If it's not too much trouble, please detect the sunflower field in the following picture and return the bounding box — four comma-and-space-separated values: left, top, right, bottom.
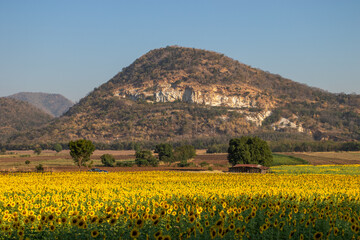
0, 171, 359, 239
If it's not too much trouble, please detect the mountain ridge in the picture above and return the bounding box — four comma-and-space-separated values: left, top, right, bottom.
8, 92, 74, 117
0, 97, 54, 143
6, 46, 360, 145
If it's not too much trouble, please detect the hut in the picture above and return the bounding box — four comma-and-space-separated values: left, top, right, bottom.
229, 164, 269, 173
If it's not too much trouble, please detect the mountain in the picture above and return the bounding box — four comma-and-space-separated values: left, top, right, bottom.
0, 97, 54, 143
7, 46, 360, 145
8, 92, 74, 117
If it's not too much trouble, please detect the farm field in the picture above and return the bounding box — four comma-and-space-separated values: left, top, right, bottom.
0, 171, 360, 239
282, 151, 360, 165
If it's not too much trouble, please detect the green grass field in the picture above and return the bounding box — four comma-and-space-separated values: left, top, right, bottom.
271, 164, 360, 175
271, 153, 308, 166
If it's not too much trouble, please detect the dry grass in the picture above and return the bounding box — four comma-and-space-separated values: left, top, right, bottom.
1, 150, 360, 172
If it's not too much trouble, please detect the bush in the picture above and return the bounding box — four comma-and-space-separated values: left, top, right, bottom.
35, 164, 44, 172
200, 161, 209, 167
25, 160, 31, 165
173, 145, 196, 162
154, 143, 174, 164
34, 147, 42, 155
53, 143, 63, 153
116, 161, 134, 167
0, 148, 6, 155
206, 144, 228, 153
101, 154, 115, 167
228, 136, 273, 167
135, 150, 159, 167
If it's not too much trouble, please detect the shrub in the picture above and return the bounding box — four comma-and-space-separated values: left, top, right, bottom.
25, 160, 31, 165
34, 147, 42, 155
116, 161, 134, 167
101, 154, 115, 167
173, 145, 196, 162
200, 161, 209, 167
53, 143, 63, 153
135, 150, 159, 167
35, 164, 44, 172
154, 143, 174, 164
174, 145, 196, 167
206, 144, 228, 153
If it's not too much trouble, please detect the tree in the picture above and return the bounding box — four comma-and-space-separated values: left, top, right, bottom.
69, 139, 95, 169
0, 148, 6, 155
228, 136, 273, 167
135, 150, 159, 167
101, 154, 115, 167
154, 143, 174, 165
53, 143, 63, 153
173, 145, 196, 167
34, 147, 42, 155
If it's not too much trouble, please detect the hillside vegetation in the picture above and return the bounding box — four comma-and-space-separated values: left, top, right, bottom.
8, 92, 74, 117
0, 98, 53, 143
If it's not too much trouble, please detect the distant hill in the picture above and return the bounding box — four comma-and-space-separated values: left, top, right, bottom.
0, 97, 53, 143
8, 92, 74, 117
7, 46, 360, 145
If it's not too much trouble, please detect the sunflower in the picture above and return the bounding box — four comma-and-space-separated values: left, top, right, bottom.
313, 232, 323, 240
215, 219, 223, 227
98, 217, 105, 224
90, 216, 98, 223
60, 217, 67, 224
50, 225, 56, 231
91, 230, 99, 238
130, 228, 140, 239
109, 218, 117, 226
188, 215, 196, 223
228, 223, 235, 231
71, 217, 79, 226
151, 214, 159, 221
210, 228, 217, 239
289, 229, 296, 239
17, 230, 24, 237
165, 223, 171, 231
78, 220, 85, 228
163, 235, 171, 240
48, 214, 55, 221
154, 230, 162, 238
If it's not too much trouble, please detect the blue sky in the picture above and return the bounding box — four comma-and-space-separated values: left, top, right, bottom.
0, 1, 359, 102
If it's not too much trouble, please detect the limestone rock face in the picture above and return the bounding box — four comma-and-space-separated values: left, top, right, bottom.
271, 117, 305, 133
116, 83, 271, 109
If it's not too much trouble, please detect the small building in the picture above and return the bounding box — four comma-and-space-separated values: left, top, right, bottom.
229, 164, 269, 174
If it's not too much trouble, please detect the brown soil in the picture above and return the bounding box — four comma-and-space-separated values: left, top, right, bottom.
281, 152, 360, 165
